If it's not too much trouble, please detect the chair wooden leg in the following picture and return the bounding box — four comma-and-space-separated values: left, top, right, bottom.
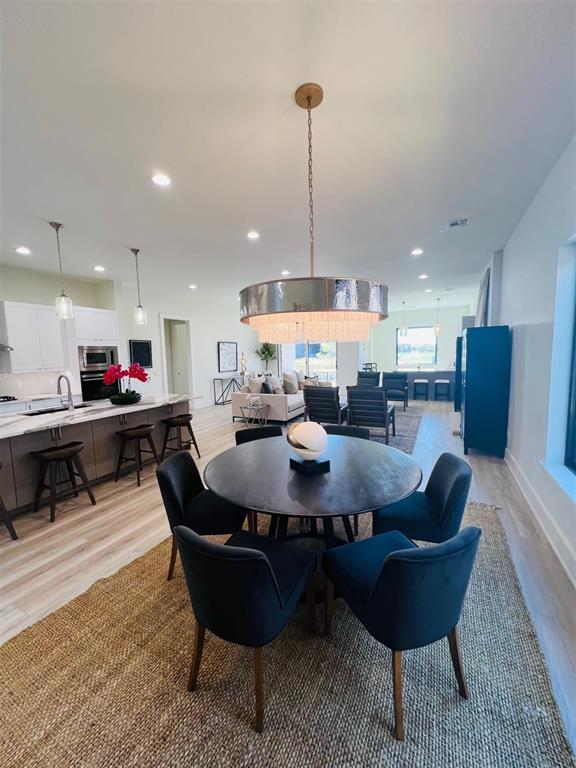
135, 442, 142, 487
65, 459, 79, 496
147, 435, 160, 466
268, 514, 279, 538
392, 411, 396, 436
341, 515, 355, 543
0, 495, 17, 540
353, 513, 359, 536
114, 439, 125, 482
48, 462, 57, 523
254, 647, 264, 733
188, 620, 205, 692
392, 649, 404, 741
160, 426, 170, 461
33, 460, 47, 511
187, 423, 201, 459
324, 575, 334, 637
73, 456, 96, 506
306, 579, 316, 635
448, 627, 469, 699
167, 534, 178, 581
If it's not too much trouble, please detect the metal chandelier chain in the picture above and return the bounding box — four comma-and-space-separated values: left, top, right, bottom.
307, 98, 315, 278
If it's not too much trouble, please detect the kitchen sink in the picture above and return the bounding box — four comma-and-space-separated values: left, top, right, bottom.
23, 404, 93, 416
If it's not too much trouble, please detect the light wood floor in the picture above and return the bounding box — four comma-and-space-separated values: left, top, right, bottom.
1, 401, 574, 750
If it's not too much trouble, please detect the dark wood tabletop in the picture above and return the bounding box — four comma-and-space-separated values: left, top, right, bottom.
204, 435, 422, 519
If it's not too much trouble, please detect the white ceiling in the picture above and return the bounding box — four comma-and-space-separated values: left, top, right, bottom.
1, 1, 574, 312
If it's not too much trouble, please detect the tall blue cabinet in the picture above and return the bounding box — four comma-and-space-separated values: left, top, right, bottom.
461, 325, 512, 458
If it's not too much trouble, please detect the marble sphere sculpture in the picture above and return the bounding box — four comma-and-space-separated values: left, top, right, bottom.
287, 421, 328, 461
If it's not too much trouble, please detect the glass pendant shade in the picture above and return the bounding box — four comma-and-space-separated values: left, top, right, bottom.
434, 322, 441, 336
434, 298, 441, 336
134, 304, 148, 326
55, 292, 74, 320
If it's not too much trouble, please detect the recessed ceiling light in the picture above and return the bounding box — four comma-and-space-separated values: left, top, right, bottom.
281, 270, 290, 276
94, 265, 105, 272
152, 172, 171, 187
15, 246, 31, 255
424, 288, 432, 293
418, 273, 428, 280
246, 230, 260, 240
411, 248, 424, 256
189, 284, 197, 290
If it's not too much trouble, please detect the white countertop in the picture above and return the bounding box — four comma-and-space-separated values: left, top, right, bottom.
0, 394, 192, 440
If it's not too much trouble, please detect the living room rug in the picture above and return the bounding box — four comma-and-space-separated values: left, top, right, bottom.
370, 404, 424, 453
1, 504, 573, 768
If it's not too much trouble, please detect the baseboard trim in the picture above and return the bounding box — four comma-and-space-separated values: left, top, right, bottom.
505, 449, 576, 589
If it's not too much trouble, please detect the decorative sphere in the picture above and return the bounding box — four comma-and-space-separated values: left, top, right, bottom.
287, 421, 328, 461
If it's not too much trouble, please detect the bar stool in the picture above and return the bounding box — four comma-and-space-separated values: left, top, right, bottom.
115, 424, 160, 487
0, 462, 18, 540
160, 413, 200, 460
32, 442, 96, 523
434, 379, 451, 401
413, 379, 429, 400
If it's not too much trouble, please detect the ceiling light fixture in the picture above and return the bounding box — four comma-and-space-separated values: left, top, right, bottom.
424, 288, 432, 293
246, 230, 260, 240
399, 300, 408, 337
418, 273, 428, 280
131, 248, 147, 325
152, 172, 171, 187
49, 222, 74, 320
411, 248, 424, 256
281, 270, 291, 276
94, 265, 105, 272
434, 297, 442, 336
15, 246, 31, 255
239, 83, 388, 342
189, 284, 197, 290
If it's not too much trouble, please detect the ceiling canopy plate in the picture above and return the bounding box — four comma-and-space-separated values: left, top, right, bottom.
294, 83, 324, 109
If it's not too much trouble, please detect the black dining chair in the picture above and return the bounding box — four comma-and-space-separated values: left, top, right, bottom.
382, 372, 409, 411
156, 452, 247, 580
372, 452, 472, 542
174, 524, 317, 733
303, 386, 348, 425
356, 370, 381, 387
324, 425, 370, 536
346, 386, 396, 443
235, 426, 283, 531
323, 527, 481, 740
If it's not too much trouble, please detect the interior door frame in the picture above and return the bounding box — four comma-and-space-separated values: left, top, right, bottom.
159, 313, 194, 398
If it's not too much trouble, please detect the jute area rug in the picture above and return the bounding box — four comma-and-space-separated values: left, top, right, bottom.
369, 404, 424, 453
1, 504, 573, 768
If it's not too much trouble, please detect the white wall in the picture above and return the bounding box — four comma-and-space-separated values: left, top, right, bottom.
0, 265, 114, 308
113, 282, 260, 407
499, 133, 576, 586
368, 305, 472, 371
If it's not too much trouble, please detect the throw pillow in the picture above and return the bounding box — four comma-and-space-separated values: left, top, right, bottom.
305, 376, 319, 386
261, 380, 273, 394
272, 385, 284, 394
282, 371, 299, 394
269, 376, 282, 390
249, 376, 265, 394
239, 384, 250, 393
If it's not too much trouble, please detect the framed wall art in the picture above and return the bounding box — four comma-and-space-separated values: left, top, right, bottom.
218, 341, 238, 373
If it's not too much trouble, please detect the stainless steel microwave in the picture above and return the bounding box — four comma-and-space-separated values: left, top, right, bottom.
78, 345, 118, 373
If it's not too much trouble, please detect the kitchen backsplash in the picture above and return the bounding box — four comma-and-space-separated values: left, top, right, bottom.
0, 370, 77, 398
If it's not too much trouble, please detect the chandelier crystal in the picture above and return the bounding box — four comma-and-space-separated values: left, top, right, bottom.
240, 83, 387, 342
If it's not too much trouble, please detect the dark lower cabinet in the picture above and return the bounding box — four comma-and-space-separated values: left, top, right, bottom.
9, 430, 59, 510
59, 423, 97, 481
0, 439, 17, 512
461, 326, 511, 458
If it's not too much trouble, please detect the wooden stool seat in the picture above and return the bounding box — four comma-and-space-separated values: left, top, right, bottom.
0, 461, 18, 540
115, 424, 160, 487
32, 441, 96, 523
160, 413, 200, 460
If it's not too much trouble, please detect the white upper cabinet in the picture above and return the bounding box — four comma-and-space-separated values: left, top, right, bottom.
74, 307, 118, 345
0, 301, 66, 372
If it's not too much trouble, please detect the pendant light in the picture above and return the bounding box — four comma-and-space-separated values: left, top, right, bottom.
399, 300, 408, 337
131, 248, 147, 325
49, 222, 74, 320
239, 83, 388, 342
434, 297, 441, 336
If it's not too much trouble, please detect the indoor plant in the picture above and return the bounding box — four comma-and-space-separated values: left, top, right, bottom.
255, 342, 277, 371
103, 362, 149, 405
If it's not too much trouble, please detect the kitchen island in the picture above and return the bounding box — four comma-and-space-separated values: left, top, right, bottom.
0, 395, 191, 515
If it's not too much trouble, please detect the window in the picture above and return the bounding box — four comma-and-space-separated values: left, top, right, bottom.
565, 305, 576, 474
281, 342, 337, 382
396, 326, 437, 368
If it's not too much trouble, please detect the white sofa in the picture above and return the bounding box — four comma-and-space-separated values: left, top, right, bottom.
231, 391, 305, 424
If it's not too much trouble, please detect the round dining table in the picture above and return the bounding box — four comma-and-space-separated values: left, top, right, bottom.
204, 434, 422, 547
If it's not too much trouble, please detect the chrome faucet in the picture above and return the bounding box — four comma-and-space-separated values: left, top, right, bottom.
57, 374, 74, 412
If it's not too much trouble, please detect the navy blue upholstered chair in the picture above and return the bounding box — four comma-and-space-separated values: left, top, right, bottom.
174, 524, 317, 732
324, 425, 370, 536
156, 452, 247, 580
356, 370, 381, 387
323, 527, 481, 740
373, 452, 472, 542
235, 425, 282, 445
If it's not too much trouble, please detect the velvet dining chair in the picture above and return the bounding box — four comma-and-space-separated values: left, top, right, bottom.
235, 425, 283, 531
156, 451, 247, 580
324, 424, 370, 537
372, 452, 472, 542
323, 526, 481, 740
174, 524, 317, 732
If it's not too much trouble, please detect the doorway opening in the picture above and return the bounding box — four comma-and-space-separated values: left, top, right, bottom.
162, 318, 193, 396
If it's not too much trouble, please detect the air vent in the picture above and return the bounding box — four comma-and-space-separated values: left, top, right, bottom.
448, 217, 470, 228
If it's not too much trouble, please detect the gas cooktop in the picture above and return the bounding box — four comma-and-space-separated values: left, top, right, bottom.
0, 395, 18, 402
